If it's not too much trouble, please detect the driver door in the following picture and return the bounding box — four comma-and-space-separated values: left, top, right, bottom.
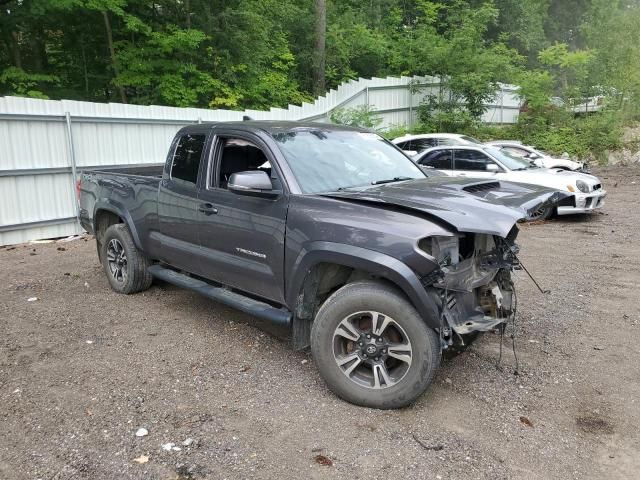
196, 131, 288, 303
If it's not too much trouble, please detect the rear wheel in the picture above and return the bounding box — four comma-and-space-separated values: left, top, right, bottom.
101, 224, 152, 294
310, 281, 441, 409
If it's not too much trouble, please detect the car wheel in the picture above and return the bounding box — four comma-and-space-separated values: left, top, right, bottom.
310, 281, 441, 409
528, 204, 554, 221
101, 224, 152, 294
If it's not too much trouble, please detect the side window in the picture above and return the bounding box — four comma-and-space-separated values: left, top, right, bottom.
214, 138, 280, 190
396, 141, 412, 150
454, 150, 494, 171
170, 134, 206, 184
419, 150, 453, 169
438, 138, 457, 146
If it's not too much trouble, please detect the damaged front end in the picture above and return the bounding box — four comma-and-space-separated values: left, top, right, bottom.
420, 228, 520, 348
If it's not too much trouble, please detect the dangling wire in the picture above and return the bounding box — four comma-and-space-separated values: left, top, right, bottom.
439, 285, 449, 359
496, 280, 519, 374
510, 281, 520, 375
496, 319, 505, 371
514, 253, 550, 294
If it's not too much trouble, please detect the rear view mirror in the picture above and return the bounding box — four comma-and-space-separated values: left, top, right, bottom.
486, 164, 500, 172
228, 171, 277, 197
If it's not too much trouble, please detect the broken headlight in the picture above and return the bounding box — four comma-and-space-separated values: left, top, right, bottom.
419, 235, 459, 266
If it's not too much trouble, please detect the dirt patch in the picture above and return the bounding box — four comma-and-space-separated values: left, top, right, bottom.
576, 415, 615, 435
1, 166, 640, 479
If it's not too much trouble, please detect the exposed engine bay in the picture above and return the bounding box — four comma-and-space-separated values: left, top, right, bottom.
420, 228, 520, 348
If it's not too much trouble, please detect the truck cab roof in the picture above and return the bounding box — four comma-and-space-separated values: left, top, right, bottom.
176, 121, 368, 137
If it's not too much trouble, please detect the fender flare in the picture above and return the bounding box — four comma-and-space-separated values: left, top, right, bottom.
93, 199, 144, 251
286, 241, 440, 329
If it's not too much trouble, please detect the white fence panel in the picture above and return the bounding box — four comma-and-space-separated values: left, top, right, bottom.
0, 75, 521, 245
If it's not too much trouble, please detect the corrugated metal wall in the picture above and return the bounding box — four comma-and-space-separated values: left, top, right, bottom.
0, 75, 521, 246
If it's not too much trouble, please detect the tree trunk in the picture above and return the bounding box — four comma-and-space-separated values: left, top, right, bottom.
29, 31, 46, 72
370, 0, 382, 28
185, 0, 191, 29
312, 0, 326, 96
80, 39, 89, 96
101, 10, 127, 104
10, 31, 22, 69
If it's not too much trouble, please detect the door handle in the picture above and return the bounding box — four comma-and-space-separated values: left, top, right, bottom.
198, 203, 218, 215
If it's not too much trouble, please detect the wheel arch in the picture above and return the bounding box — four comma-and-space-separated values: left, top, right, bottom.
288, 242, 441, 350
93, 201, 143, 252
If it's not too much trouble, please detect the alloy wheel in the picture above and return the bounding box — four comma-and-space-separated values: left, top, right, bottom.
332, 311, 412, 389
106, 238, 128, 284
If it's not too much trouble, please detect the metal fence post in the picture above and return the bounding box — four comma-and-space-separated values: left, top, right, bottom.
64, 112, 80, 225
365, 87, 369, 108
408, 84, 413, 128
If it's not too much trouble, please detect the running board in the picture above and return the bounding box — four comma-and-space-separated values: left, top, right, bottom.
148, 265, 291, 328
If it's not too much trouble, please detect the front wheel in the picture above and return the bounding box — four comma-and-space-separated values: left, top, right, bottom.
528, 204, 554, 221
310, 281, 441, 409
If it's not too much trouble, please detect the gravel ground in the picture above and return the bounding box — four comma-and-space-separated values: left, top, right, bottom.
1, 166, 639, 480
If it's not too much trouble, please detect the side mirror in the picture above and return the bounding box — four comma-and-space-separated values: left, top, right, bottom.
228, 171, 278, 198
486, 164, 500, 173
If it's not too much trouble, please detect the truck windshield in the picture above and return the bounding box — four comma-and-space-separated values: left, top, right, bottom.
272, 129, 425, 193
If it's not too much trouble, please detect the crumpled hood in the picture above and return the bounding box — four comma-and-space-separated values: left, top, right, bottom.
321, 177, 570, 237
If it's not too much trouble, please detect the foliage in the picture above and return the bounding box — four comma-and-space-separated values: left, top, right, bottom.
515, 110, 623, 158
0, 0, 638, 158
0, 67, 58, 99
330, 105, 382, 129
399, 1, 524, 132
380, 124, 414, 140
417, 94, 480, 133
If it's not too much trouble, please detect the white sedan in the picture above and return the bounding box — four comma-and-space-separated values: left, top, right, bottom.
486, 141, 587, 172
392, 133, 483, 156
414, 145, 606, 219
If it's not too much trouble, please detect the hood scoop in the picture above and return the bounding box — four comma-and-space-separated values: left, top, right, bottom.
463, 181, 500, 194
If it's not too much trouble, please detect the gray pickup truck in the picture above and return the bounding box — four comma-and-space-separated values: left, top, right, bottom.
79, 121, 566, 409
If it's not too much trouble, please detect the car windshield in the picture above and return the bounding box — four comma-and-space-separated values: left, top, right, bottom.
484, 146, 534, 171
460, 135, 483, 144
529, 146, 547, 157
271, 129, 425, 193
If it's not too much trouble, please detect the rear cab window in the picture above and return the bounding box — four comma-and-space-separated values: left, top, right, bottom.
170, 134, 206, 185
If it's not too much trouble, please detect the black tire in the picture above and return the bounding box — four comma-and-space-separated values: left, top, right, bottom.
101, 224, 152, 294
310, 280, 441, 409
528, 204, 554, 221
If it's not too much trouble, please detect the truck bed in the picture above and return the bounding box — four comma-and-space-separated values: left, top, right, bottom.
80, 163, 164, 178
78, 164, 164, 239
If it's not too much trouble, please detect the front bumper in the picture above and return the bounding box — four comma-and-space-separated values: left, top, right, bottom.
557, 189, 606, 215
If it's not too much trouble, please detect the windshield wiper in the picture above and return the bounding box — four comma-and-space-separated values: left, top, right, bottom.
371, 176, 414, 185
335, 184, 366, 191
